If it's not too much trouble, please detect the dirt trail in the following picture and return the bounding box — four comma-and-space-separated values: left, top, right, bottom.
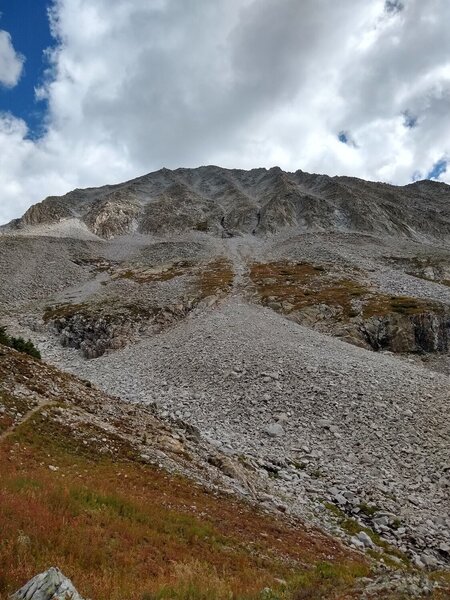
225, 238, 256, 298
0, 400, 55, 443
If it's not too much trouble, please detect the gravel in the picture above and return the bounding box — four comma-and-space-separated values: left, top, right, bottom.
49, 294, 450, 566
2, 226, 450, 567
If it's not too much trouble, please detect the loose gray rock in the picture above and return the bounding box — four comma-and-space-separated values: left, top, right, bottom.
10, 567, 84, 600
357, 531, 375, 549
264, 423, 285, 438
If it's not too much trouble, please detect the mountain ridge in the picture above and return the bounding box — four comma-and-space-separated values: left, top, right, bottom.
4, 165, 450, 241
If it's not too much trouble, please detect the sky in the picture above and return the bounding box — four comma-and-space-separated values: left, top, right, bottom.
0, 0, 449, 224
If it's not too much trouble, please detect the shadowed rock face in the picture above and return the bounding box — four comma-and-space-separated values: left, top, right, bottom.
10, 567, 84, 600
360, 312, 450, 353
8, 166, 450, 240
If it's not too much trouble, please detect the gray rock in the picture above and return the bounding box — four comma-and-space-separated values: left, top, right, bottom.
264, 423, 284, 438
10, 567, 85, 600
357, 531, 375, 549
420, 553, 438, 568
334, 494, 348, 506
11, 166, 450, 243
350, 535, 365, 550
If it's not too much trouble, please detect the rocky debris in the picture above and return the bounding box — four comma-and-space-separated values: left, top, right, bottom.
384, 255, 450, 287
45, 292, 221, 358
65, 298, 450, 567
249, 256, 450, 355
2, 168, 450, 587
10, 567, 85, 600
0, 345, 263, 514
360, 571, 440, 598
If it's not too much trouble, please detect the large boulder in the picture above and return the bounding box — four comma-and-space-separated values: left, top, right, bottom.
10, 567, 85, 600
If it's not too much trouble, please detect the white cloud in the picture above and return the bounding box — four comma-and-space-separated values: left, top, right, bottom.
0, 0, 449, 224
0, 29, 24, 87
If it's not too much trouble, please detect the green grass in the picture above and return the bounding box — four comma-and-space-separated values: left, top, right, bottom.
357, 503, 380, 518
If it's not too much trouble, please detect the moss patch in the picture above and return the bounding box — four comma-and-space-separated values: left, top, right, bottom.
250, 261, 446, 324
197, 259, 234, 298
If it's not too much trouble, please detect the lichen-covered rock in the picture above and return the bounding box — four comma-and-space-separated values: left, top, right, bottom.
10, 567, 84, 600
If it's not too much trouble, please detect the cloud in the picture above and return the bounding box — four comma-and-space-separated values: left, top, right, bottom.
0, 29, 24, 87
0, 0, 449, 224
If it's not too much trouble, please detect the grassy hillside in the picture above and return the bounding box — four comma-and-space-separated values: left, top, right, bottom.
0, 347, 448, 599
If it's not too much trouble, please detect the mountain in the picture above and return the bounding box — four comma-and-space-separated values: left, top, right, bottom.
1, 166, 450, 598
5, 165, 450, 240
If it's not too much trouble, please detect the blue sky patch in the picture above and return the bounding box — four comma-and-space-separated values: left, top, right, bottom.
338, 130, 358, 148
385, 1, 404, 14
0, 0, 54, 137
427, 158, 447, 180
403, 111, 417, 129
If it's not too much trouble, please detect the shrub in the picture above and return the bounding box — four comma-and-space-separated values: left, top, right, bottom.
0, 326, 41, 360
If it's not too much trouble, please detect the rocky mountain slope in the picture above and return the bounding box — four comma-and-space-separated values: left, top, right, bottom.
0, 344, 406, 600
4, 166, 450, 240
1, 166, 450, 598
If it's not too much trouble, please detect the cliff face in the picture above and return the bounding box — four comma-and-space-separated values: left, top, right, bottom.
9, 166, 450, 240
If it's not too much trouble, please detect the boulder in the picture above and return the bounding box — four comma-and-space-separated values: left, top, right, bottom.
264, 423, 284, 438
10, 567, 84, 600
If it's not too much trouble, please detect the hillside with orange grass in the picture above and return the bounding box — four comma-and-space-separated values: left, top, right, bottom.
0, 346, 371, 600
3, 346, 449, 598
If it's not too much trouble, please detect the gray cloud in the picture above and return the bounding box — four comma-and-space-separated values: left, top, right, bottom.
0, 0, 449, 224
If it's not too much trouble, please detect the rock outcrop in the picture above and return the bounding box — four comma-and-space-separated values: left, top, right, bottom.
361, 311, 450, 353
292, 306, 450, 354
20, 197, 74, 227
83, 191, 142, 239
10, 567, 84, 600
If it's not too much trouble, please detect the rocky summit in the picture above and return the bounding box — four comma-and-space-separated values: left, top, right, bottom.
1, 166, 450, 599
4, 165, 450, 240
